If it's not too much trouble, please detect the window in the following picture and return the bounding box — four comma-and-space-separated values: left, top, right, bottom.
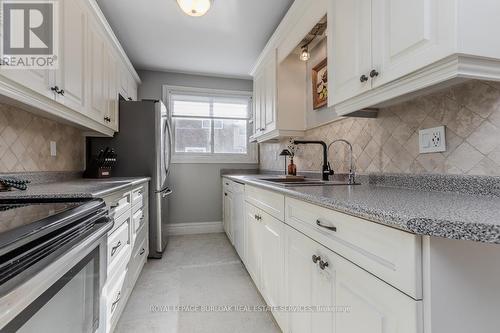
164, 86, 256, 163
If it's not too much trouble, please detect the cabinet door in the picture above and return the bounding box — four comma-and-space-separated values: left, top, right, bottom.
105, 47, 118, 131
244, 203, 261, 286
260, 213, 285, 326
335, 248, 422, 333
231, 192, 245, 259
331, 0, 372, 105
223, 191, 234, 243
128, 74, 137, 101
371, 0, 455, 87
263, 55, 276, 132
286, 226, 335, 333
0, 69, 53, 100
56, 0, 87, 113
88, 18, 107, 124
253, 70, 264, 135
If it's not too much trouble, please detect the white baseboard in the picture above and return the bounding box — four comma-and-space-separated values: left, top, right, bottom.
168, 221, 224, 236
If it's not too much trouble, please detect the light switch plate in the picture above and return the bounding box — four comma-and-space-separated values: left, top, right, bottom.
50, 141, 57, 156
419, 126, 446, 154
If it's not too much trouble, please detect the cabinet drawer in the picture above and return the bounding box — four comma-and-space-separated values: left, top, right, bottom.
131, 207, 145, 235
131, 184, 146, 208
107, 218, 130, 268
245, 185, 285, 221
105, 190, 132, 222
128, 227, 148, 286
285, 197, 422, 299
106, 268, 127, 326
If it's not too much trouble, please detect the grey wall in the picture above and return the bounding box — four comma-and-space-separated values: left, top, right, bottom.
137, 70, 256, 224
138, 70, 254, 100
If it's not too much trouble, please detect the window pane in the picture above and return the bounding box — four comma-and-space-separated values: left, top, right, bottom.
172, 100, 210, 117
213, 102, 248, 119
214, 119, 247, 154
173, 118, 211, 153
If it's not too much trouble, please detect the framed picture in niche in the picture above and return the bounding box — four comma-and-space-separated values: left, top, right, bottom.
312, 58, 328, 110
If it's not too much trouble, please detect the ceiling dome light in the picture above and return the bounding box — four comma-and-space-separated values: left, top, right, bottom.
177, 0, 212, 17
299, 47, 311, 62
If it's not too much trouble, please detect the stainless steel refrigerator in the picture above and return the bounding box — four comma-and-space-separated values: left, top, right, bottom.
87, 99, 173, 258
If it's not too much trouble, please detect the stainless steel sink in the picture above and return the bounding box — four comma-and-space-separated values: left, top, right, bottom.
260, 177, 360, 187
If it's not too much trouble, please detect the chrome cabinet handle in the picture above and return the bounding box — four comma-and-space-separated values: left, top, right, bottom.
254, 214, 262, 221
312, 255, 321, 264
319, 260, 329, 270
370, 69, 379, 78
140, 248, 145, 256
316, 219, 337, 232
360, 74, 369, 82
111, 241, 122, 256
111, 292, 121, 312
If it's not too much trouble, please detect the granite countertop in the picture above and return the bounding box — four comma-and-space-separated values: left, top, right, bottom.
223, 174, 500, 244
0, 177, 150, 200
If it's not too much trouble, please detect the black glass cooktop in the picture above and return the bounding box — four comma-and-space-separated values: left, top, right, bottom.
0, 201, 85, 237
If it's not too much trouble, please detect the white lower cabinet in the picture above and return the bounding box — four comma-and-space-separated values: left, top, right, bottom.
244, 201, 286, 328
102, 181, 149, 333
232, 183, 423, 333
285, 226, 335, 333
285, 225, 422, 333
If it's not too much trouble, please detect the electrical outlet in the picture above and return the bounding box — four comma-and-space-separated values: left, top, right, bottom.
419, 126, 446, 154
50, 141, 57, 157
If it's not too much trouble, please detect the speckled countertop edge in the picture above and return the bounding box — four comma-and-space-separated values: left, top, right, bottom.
0, 177, 151, 200
223, 174, 500, 244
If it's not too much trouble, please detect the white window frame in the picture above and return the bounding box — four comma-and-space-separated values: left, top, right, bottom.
163, 85, 257, 164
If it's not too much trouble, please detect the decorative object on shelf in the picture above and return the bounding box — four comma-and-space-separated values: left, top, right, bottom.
176, 0, 212, 17
286, 138, 299, 176
312, 58, 328, 110
84, 147, 117, 178
0, 177, 30, 191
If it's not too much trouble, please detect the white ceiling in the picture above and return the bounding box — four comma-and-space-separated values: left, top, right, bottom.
97, 0, 294, 79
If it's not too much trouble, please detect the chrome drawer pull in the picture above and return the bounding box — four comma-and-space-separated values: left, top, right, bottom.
111, 241, 122, 256
111, 292, 121, 312
312, 255, 321, 264
319, 260, 329, 270
316, 219, 337, 232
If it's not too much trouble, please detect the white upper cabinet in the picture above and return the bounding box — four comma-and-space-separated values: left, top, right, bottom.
330, 0, 372, 105
88, 16, 107, 123
331, 0, 500, 115
331, 0, 456, 106
371, 0, 455, 87
251, 0, 328, 142
0, 0, 140, 136
55, 0, 88, 114
252, 52, 276, 138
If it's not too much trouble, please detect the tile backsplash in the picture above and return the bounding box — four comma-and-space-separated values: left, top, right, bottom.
0, 103, 84, 172
260, 80, 500, 176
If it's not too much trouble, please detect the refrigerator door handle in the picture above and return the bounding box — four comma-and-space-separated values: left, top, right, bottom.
164, 117, 173, 177
161, 188, 173, 198
155, 186, 172, 194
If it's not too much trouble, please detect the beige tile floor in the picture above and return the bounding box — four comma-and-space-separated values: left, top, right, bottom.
115, 233, 281, 333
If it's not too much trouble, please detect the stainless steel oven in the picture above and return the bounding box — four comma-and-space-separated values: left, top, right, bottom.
0, 199, 113, 333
